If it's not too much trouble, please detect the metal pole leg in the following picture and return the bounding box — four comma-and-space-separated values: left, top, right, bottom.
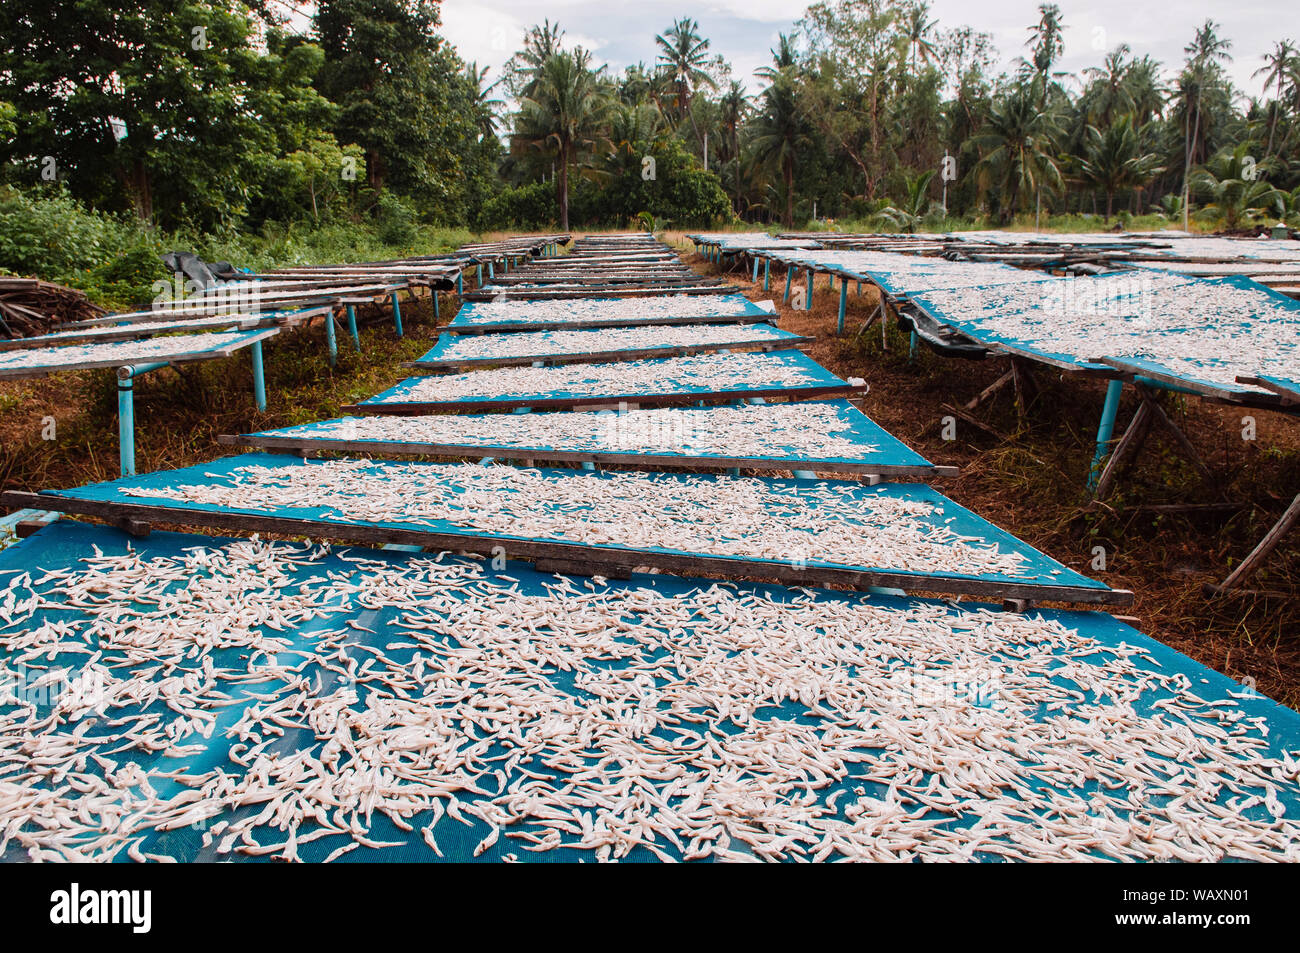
251, 340, 267, 413
763, 258, 770, 291
433, 292, 440, 320
752, 258, 760, 281
457, 273, 463, 295
805, 270, 813, 311
117, 368, 136, 478
1088, 379, 1124, 488
390, 292, 404, 337
325, 307, 337, 367
837, 280, 848, 334
783, 267, 793, 304
346, 305, 360, 350
476, 264, 483, 287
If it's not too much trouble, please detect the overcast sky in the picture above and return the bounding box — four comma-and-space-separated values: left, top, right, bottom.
437, 0, 1295, 102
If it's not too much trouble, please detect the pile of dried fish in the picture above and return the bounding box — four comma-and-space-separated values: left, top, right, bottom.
0, 277, 104, 339
0, 331, 256, 372
459, 294, 758, 326
431, 323, 792, 362
378, 351, 825, 404
915, 273, 1300, 388
118, 458, 1025, 576
2, 537, 1298, 862
264, 402, 880, 459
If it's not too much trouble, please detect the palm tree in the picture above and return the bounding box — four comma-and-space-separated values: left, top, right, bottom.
750, 35, 808, 227
717, 80, 751, 209
1024, 3, 1065, 106
1180, 20, 1233, 228
504, 20, 566, 99
1082, 45, 1135, 128
1253, 39, 1296, 157
654, 18, 717, 150
972, 83, 1063, 224
517, 50, 609, 230
1191, 143, 1283, 230
879, 169, 937, 232
1078, 116, 1163, 220
1123, 56, 1167, 126
903, 2, 938, 73
465, 62, 503, 139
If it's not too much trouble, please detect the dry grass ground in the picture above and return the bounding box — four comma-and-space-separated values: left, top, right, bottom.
2, 232, 1296, 706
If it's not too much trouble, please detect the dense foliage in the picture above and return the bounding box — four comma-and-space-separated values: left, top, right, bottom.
1, 0, 1298, 279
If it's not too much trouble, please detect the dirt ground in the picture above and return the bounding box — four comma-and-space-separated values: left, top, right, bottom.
2, 235, 1297, 706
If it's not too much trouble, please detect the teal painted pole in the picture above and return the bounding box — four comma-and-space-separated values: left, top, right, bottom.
476, 264, 483, 286
837, 280, 848, 333
250, 341, 267, 412
346, 304, 360, 350
433, 292, 440, 320
488, 261, 495, 279
456, 272, 463, 295
390, 292, 403, 337
805, 269, 814, 310
909, 330, 918, 361
117, 361, 167, 477
763, 258, 770, 291
783, 266, 793, 303
1088, 379, 1124, 488
325, 307, 337, 367
117, 369, 136, 478
752, 258, 760, 281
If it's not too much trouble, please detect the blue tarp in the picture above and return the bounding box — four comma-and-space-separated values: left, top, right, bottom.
359, 349, 855, 410
1, 520, 1296, 863
40, 452, 1108, 592
447, 294, 772, 332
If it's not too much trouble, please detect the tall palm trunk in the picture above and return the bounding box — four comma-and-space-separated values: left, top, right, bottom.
783, 155, 794, 227
557, 140, 570, 231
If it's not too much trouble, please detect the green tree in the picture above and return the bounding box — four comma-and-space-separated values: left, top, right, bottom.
1078, 116, 1163, 220
972, 83, 1063, 224
1191, 143, 1283, 229
314, 0, 487, 215
0, 1, 310, 228
1254, 39, 1296, 157
750, 36, 812, 227
654, 18, 718, 150
515, 49, 610, 230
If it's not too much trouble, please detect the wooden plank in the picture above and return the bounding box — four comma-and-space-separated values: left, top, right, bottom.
0, 491, 1132, 607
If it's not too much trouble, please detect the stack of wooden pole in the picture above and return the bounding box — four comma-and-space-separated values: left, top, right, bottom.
0, 277, 105, 339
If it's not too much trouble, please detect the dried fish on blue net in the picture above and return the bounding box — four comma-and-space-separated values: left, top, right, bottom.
115, 458, 1026, 577
372, 351, 827, 404
1, 530, 1298, 862
429, 322, 794, 362
258, 402, 880, 460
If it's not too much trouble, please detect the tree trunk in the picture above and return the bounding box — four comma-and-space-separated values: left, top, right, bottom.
367, 148, 385, 193
783, 156, 794, 228
1106, 190, 1113, 221
558, 141, 570, 231
126, 157, 153, 226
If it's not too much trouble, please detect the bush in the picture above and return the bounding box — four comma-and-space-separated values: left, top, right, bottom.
476, 181, 557, 231
0, 186, 138, 277
375, 192, 420, 246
